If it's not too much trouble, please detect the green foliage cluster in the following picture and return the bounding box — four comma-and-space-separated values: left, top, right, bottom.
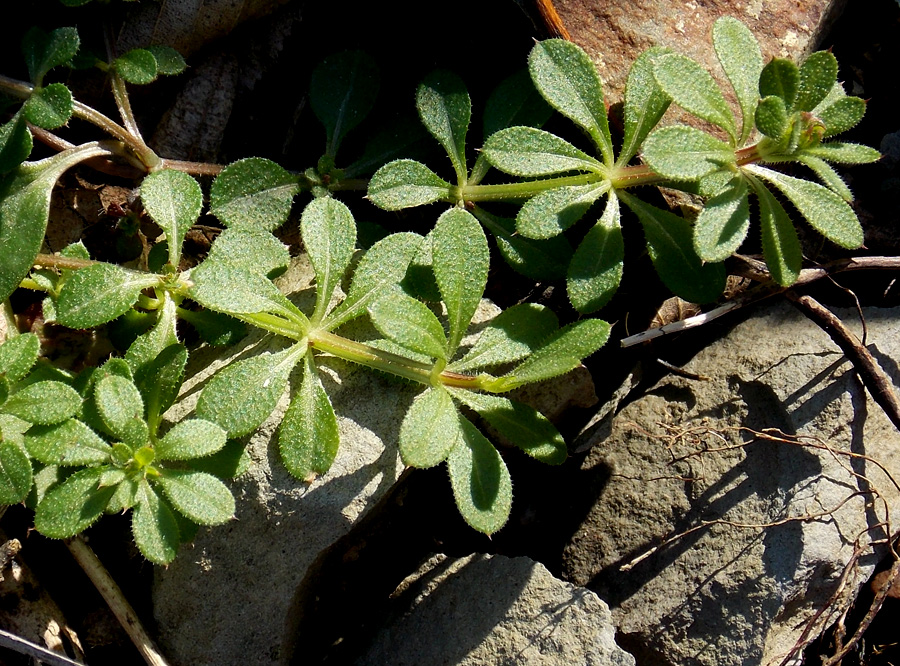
0, 13, 878, 563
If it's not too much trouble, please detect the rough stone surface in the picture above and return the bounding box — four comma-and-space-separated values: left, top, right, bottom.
564, 302, 900, 666
152, 256, 410, 666
357, 553, 635, 666
555, 0, 845, 105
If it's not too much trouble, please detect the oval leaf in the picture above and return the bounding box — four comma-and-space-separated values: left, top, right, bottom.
22, 83, 73, 130
694, 177, 751, 262
368, 159, 453, 211
369, 289, 448, 360
22, 26, 80, 85
114, 49, 158, 84
210, 157, 300, 231
399, 387, 462, 468
642, 125, 735, 181
482, 126, 602, 177
302, 197, 357, 323
133, 480, 180, 564
155, 469, 234, 525
57, 263, 160, 329
94, 375, 148, 447
795, 51, 838, 112
619, 47, 672, 166
654, 53, 736, 141
747, 175, 802, 287
417, 70, 471, 184
759, 58, 800, 108
755, 96, 789, 139
141, 169, 202, 267
517, 183, 608, 239
0, 440, 32, 504
712, 17, 763, 143
567, 193, 624, 314
147, 45, 187, 75
203, 228, 290, 278
35, 467, 115, 538
26, 418, 112, 466
0, 332, 40, 383
156, 419, 227, 461
4, 381, 81, 425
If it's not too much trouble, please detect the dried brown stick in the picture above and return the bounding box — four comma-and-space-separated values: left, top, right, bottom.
785, 291, 900, 433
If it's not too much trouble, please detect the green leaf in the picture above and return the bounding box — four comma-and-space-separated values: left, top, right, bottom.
482, 127, 602, 177
642, 125, 736, 181
196, 342, 305, 437
25, 419, 112, 466
747, 175, 801, 286
126, 298, 180, 393
146, 45, 187, 76
302, 197, 357, 323
694, 176, 750, 261
188, 439, 250, 479
34, 467, 115, 538
4, 381, 81, 425
528, 39, 614, 165
0, 439, 32, 504
712, 17, 763, 144
141, 169, 202, 267
449, 303, 558, 373
0, 332, 40, 384
495, 319, 610, 390
1, 147, 105, 302
132, 480, 180, 564
0, 115, 33, 173
568, 192, 623, 313
310, 51, 379, 158
447, 418, 511, 534
156, 419, 227, 461
755, 96, 789, 139
416, 70, 471, 185
399, 387, 461, 468
367, 159, 452, 210
798, 154, 852, 202
759, 58, 799, 108
325, 232, 424, 329
653, 53, 736, 141
369, 289, 448, 360
113, 49, 158, 84
450, 389, 566, 465
22, 26, 80, 86
619, 47, 672, 166
817, 96, 866, 137
22, 83, 73, 130
472, 208, 572, 281
57, 263, 160, 329
795, 51, 838, 112
210, 157, 300, 231
746, 165, 863, 248
93, 375, 148, 448
155, 469, 234, 525
620, 192, 726, 303
517, 183, 608, 239
482, 68, 553, 140
279, 353, 340, 479
805, 142, 881, 164
188, 261, 305, 323
432, 208, 489, 354
203, 228, 290, 279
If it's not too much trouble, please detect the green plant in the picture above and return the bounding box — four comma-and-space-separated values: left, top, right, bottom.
0, 13, 879, 564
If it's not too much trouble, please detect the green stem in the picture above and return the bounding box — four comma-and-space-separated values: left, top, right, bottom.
33, 253, 96, 271
1, 301, 18, 341
460, 172, 602, 202
238, 312, 307, 340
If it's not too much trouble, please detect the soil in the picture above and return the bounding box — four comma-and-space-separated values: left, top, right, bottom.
2, 0, 900, 664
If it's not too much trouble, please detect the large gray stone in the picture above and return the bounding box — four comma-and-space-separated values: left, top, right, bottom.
564, 302, 900, 665
358, 553, 635, 666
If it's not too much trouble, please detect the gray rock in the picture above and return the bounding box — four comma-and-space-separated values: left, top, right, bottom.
564, 302, 900, 665
152, 256, 409, 665
357, 553, 635, 666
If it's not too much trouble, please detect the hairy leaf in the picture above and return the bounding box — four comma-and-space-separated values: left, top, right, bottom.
654, 53, 736, 141
620, 192, 726, 303
417, 70, 471, 184
22, 26, 80, 85
517, 183, 608, 239
311, 51, 380, 158
202, 228, 289, 278
472, 208, 572, 281
482, 126, 602, 177
450, 303, 559, 373
746, 165, 863, 248
713, 17, 763, 143
755, 96, 789, 139
25, 419, 112, 466
447, 418, 512, 534
156, 419, 227, 461
0, 332, 40, 384
818, 96, 866, 137
196, 342, 305, 437
432, 208, 489, 354
57, 263, 160, 329
399, 387, 461, 468
0, 115, 33, 173
210, 157, 300, 231
4, 381, 81, 425
568, 192, 623, 313
147, 45, 187, 75
22, 83, 73, 130
642, 125, 735, 181
694, 176, 750, 261
302, 197, 357, 323
798, 154, 852, 201
279, 353, 340, 479
369, 289, 448, 360
452, 389, 566, 464
367, 159, 452, 210
94, 375, 148, 448
141, 169, 202, 266
155, 469, 234, 525
759, 58, 800, 108
114, 49, 158, 84
748, 175, 801, 286
0, 440, 32, 504
189, 261, 305, 324
528, 39, 614, 165
619, 47, 672, 165
805, 142, 881, 164
35, 467, 115, 538
133, 480, 180, 564
795, 51, 838, 112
